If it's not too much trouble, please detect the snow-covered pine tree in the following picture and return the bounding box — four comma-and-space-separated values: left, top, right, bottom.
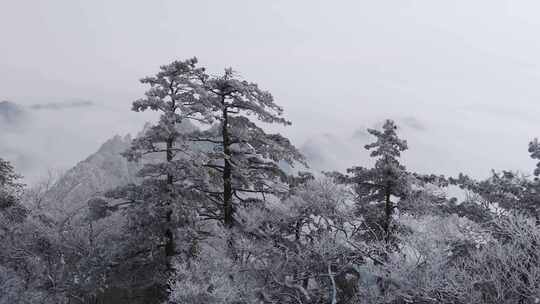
331, 119, 409, 245
117, 58, 208, 274
164, 65, 307, 303
0, 159, 35, 302
189, 68, 306, 228
0, 157, 23, 211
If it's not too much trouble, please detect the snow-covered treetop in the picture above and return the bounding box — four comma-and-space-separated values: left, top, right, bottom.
202, 68, 290, 125
365, 119, 408, 161
133, 58, 205, 111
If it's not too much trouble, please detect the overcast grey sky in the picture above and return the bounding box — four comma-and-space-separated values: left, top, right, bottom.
2, 0, 540, 182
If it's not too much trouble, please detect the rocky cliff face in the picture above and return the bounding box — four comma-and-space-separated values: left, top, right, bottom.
43, 134, 140, 212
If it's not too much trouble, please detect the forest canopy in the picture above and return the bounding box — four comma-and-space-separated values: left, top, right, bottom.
2, 58, 540, 304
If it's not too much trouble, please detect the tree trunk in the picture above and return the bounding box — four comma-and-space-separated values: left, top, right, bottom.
164, 135, 175, 269
166, 137, 174, 185
383, 187, 392, 244
222, 101, 234, 228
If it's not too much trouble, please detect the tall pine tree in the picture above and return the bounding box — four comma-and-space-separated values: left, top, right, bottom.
189, 68, 306, 228
332, 119, 409, 244
120, 58, 208, 272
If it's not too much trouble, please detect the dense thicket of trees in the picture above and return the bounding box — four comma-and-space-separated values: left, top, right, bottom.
3, 57, 540, 304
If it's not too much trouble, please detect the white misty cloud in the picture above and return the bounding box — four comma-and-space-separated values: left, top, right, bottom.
400, 116, 427, 132
0, 100, 154, 184
0, 101, 26, 127
2, 0, 540, 182
30, 99, 95, 110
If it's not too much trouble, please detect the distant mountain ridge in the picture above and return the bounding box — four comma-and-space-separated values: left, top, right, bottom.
43, 134, 140, 212
42, 120, 200, 211
42, 117, 377, 213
